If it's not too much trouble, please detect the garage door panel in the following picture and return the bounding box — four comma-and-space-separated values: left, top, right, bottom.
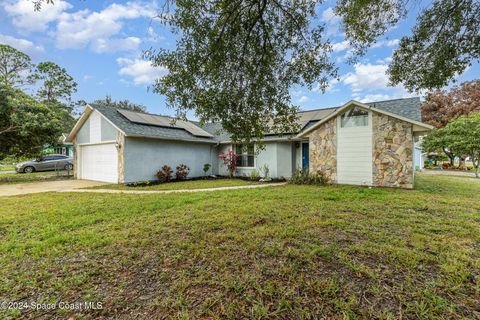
80, 143, 118, 183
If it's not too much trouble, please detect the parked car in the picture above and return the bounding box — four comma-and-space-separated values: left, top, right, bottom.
15, 154, 73, 173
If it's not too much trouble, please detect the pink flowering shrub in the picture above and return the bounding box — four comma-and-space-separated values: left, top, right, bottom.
219, 149, 238, 178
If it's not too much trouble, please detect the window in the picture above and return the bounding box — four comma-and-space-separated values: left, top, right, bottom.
340, 107, 369, 127
235, 144, 255, 167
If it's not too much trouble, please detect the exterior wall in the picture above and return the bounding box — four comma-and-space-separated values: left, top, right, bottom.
372, 113, 414, 189
102, 117, 118, 141
123, 137, 217, 183
76, 118, 90, 144
75, 111, 118, 145
117, 131, 125, 183
336, 112, 373, 186
218, 142, 294, 178
309, 117, 337, 182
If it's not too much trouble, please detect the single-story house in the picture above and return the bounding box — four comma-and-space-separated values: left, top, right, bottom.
66, 97, 432, 188
43, 133, 74, 157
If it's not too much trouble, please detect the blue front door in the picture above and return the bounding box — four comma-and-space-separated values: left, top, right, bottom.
302, 142, 309, 169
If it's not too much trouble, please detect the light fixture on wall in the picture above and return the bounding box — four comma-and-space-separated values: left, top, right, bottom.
115, 143, 121, 150
295, 142, 300, 148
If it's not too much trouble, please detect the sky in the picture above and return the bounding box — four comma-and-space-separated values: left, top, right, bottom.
0, 0, 478, 117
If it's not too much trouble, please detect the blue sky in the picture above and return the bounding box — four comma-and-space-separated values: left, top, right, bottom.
0, 0, 478, 116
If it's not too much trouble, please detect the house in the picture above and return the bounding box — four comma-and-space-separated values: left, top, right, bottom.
43, 133, 74, 157
66, 97, 432, 188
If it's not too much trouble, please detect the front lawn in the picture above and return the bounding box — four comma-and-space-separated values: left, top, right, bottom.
0, 171, 73, 185
0, 174, 478, 319
90, 178, 261, 190
0, 165, 14, 172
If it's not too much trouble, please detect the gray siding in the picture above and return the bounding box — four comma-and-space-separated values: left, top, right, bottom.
123, 137, 217, 182
219, 141, 295, 178
76, 118, 90, 144
101, 117, 117, 141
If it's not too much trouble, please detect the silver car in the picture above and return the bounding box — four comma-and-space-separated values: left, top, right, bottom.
15, 154, 74, 173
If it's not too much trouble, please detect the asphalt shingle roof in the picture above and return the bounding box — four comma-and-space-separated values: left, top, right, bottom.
91, 97, 423, 143
92, 104, 217, 143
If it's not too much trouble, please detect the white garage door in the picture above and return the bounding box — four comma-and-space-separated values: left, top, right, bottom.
80, 143, 118, 183
337, 111, 373, 186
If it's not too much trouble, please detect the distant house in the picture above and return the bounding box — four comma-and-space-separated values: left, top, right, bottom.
43, 133, 74, 157
66, 97, 432, 188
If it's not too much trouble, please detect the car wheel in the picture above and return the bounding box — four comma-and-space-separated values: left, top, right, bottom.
65, 163, 73, 170
23, 166, 35, 173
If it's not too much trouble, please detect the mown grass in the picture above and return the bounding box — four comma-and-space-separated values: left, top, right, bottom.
90, 178, 260, 191
0, 171, 73, 185
0, 174, 479, 319
0, 165, 14, 172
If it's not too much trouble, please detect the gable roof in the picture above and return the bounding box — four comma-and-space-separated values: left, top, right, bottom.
67, 97, 428, 143
297, 99, 433, 138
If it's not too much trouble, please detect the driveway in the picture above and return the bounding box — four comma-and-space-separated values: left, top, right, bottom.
0, 180, 108, 197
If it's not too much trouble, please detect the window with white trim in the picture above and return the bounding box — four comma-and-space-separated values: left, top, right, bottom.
340, 107, 369, 127
235, 144, 255, 167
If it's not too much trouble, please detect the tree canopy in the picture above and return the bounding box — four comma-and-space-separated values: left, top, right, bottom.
423, 112, 480, 177
0, 45, 78, 159
0, 44, 34, 87
422, 80, 480, 128
0, 85, 66, 159
90, 95, 147, 113
33, 0, 480, 143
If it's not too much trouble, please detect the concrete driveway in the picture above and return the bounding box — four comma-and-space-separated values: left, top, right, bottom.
0, 179, 107, 197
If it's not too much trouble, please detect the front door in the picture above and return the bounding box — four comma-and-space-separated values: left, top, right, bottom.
302, 142, 309, 169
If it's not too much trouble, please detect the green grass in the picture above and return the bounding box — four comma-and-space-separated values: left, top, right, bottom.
90, 178, 260, 190
0, 165, 14, 172
0, 171, 73, 185
0, 174, 479, 319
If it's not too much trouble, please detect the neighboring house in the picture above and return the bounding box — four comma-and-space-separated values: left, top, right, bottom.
43, 133, 74, 157
66, 97, 432, 188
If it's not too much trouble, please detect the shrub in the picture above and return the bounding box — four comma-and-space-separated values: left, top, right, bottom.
289, 169, 327, 185
156, 165, 173, 182
203, 163, 211, 176
260, 164, 270, 179
219, 149, 237, 178
442, 163, 451, 170
279, 176, 286, 182
176, 164, 190, 180
132, 180, 151, 187
249, 169, 260, 181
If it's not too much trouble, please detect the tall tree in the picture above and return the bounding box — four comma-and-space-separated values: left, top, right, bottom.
148, 0, 336, 144
0, 44, 34, 87
0, 85, 65, 160
31, 61, 77, 103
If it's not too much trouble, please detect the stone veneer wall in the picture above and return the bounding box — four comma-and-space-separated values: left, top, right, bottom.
372, 112, 414, 189
309, 117, 337, 183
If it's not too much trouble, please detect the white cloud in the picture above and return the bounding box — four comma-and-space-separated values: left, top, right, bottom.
117, 57, 167, 85
321, 7, 343, 37
331, 40, 349, 53
55, 2, 154, 52
0, 34, 44, 55
91, 37, 141, 53
342, 63, 416, 101
342, 63, 391, 92
298, 95, 309, 103
3, 0, 72, 33
371, 39, 400, 48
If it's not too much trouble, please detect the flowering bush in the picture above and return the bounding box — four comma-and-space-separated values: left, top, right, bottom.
219, 149, 237, 178
156, 165, 173, 182
176, 164, 190, 180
